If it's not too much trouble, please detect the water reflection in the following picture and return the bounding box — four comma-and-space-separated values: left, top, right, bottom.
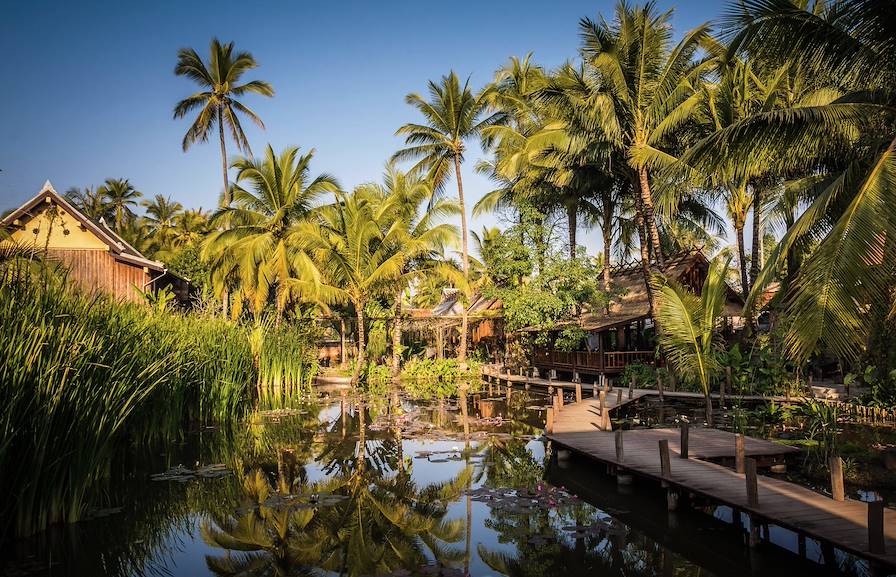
0, 387, 874, 577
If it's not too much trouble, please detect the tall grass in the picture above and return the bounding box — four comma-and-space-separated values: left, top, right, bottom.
0, 272, 314, 538
256, 323, 319, 407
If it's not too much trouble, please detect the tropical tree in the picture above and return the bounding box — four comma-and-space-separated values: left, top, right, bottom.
686, 0, 896, 365
366, 167, 460, 380
174, 38, 274, 206
578, 2, 713, 271
203, 144, 339, 319
97, 178, 141, 230
63, 186, 110, 222
652, 257, 731, 425
393, 71, 506, 364
141, 194, 183, 249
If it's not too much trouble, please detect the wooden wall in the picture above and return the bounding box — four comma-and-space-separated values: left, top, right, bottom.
48, 249, 150, 303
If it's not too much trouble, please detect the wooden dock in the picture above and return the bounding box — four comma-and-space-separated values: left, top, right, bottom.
547, 403, 896, 568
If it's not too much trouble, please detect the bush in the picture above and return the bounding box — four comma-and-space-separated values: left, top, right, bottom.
400, 358, 482, 399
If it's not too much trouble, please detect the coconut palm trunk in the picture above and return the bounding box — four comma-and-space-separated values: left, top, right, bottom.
750, 185, 763, 287
352, 301, 367, 387
218, 108, 229, 206
567, 204, 577, 260
637, 167, 665, 269
391, 290, 403, 382
340, 317, 348, 368
455, 155, 470, 366
603, 222, 612, 313
634, 195, 657, 317
736, 226, 749, 299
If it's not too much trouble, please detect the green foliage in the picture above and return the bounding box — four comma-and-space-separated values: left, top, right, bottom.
483, 213, 611, 343
848, 365, 896, 408
257, 322, 319, 405
400, 359, 482, 399
795, 399, 841, 463
554, 325, 586, 352
620, 363, 657, 389
165, 241, 209, 291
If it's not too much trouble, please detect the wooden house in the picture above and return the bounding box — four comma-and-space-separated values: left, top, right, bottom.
1, 181, 189, 304
530, 250, 744, 379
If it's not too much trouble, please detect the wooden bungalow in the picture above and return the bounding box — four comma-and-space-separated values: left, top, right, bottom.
1, 181, 190, 304
530, 250, 744, 379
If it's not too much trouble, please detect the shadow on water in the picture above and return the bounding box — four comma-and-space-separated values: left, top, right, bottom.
0, 386, 882, 577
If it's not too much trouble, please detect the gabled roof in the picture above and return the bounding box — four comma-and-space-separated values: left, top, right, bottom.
1, 181, 165, 272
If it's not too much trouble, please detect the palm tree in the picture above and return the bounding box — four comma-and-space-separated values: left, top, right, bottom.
173, 38, 274, 206
392, 71, 506, 364
97, 178, 141, 230
141, 194, 183, 249
686, 0, 896, 364
171, 209, 210, 249
358, 165, 460, 380
652, 257, 731, 426
578, 3, 712, 270
203, 144, 339, 319
63, 186, 110, 221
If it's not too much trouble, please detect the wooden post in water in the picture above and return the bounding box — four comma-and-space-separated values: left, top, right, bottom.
735, 434, 746, 474
745, 458, 759, 508
680, 423, 689, 459
869, 500, 885, 554
575, 382, 582, 403
615, 429, 624, 462
829, 456, 845, 501
659, 439, 672, 478
599, 390, 609, 429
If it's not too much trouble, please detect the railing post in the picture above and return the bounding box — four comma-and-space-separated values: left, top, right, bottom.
869, 500, 885, 554
659, 439, 671, 478
656, 373, 664, 401
735, 434, 745, 474
680, 422, 689, 459
546, 407, 554, 434
575, 382, 582, 403
745, 458, 759, 508
616, 387, 623, 406
615, 429, 624, 462
829, 456, 845, 501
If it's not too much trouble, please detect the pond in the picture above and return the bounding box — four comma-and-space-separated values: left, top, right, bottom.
0, 388, 881, 577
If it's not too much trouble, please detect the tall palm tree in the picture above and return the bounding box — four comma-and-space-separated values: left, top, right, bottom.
203, 144, 339, 319
174, 38, 274, 206
578, 2, 713, 270
97, 178, 141, 230
392, 71, 506, 364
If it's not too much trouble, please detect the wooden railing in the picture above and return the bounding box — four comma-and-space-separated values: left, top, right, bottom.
532, 349, 655, 373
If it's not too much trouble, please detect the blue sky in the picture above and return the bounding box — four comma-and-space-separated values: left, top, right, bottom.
2, 0, 727, 255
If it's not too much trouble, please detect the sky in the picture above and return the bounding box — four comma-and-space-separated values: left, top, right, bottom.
1, 0, 729, 256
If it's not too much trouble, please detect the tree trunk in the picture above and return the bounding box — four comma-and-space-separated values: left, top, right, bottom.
750, 184, 763, 287
218, 108, 230, 206
454, 154, 470, 366
736, 225, 750, 300
340, 317, 348, 368
638, 167, 665, 269
603, 214, 612, 313
351, 301, 366, 387
704, 390, 714, 427
567, 203, 577, 260
634, 194, 657, 318
391, 290, 403, 382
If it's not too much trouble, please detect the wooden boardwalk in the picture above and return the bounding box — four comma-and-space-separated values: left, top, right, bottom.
548, 407, 896, 568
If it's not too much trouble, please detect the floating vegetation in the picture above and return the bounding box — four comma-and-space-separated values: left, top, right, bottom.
150, 464, 231, 482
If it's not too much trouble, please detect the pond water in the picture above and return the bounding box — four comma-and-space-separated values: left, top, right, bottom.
0, 388, 882, 577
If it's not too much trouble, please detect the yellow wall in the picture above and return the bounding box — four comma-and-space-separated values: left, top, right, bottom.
8, 201, 108, 250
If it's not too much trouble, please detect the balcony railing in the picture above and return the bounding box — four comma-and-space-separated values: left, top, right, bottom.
532, 349, 655, 373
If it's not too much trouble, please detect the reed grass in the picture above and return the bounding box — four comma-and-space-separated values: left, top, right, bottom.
0, 272, 316, 538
